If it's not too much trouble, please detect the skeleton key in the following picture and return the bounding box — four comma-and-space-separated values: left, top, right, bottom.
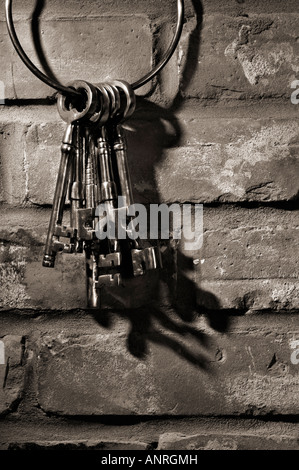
42, 122, 77, 267
95, 119, 122, 290
108, 80, 162, 277
42, 80, 100, 268
84, 131, 100, 308
84, 84, 122, 306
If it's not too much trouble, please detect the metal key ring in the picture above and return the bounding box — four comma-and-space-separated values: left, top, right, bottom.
5, 0, 184, 99
57, 80, 99, 123
111, 80, 136, 122
103, 83, 121, 120
90, 84, 111, 126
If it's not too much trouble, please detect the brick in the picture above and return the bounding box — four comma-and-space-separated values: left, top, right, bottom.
196, 279, 299, 311
0, 106, 70, 206
25, 120, 65, 205
157, 432, 299, 451
10, 0, 299, 20
6, 440, 149, 451
0, 17, 152, 99
178, 14, 299, 100
153, 117, 299, 203
11, 1, 179, 19
37, 324, 299, 415
202, 0, 299, 14
0, 207, 86, 310
1, 206, 298, 312
0, 335, 24, 415
0, 240, 87, 310
201, 225, 299, 282
178, 206, 299, 312
3, 107, 299, 206
201, 0, 298, 16
0, 123, 27, 205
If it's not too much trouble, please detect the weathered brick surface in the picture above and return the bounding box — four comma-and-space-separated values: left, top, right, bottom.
37, 320, 299, 415
5, 6, 299, 102
0, 335, 24, 414
6, 440, 149, 451
0, 123, 27, 205
202, 0, 299, 14
196, 279, 299, 311
9, 0, 180, 19
0, 417, 298, 450
1, 107, 299, 206
154, 117, 299, 203
25, 120, 65, 205
0, 209, 87, 310
0, 207, 298, 312
0, 17, 152, 99
179, 14, 299, 100
202, 227, 299, 280
172, 207, 299, 312
176, 207, 299, 312
157, 431, 299, 450
9, 0, 299, 19
0, 0, 298, 440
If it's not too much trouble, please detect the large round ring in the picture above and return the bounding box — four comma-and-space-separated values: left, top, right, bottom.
5, 0, 184, 98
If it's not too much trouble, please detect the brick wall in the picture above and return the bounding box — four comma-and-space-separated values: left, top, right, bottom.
0, 0, 298, 451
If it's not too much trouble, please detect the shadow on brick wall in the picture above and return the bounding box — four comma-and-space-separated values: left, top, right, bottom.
92, 1, 231, 368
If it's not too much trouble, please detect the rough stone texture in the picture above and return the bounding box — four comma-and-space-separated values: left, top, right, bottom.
5, 440, 149, 451
8, 0, 299, 20
0, 123, 27, 205
8, 0, 180, 19
0, 415, 298, 450
25, 120, 65, 205
196, 279, 299, 312
0, 17, 152, 99
201, 227, 299, 281
1, 206, 298, 312
166, 206, 299, 313
37, 323, 299, 415
1, 107, 299, 206
179, 14, 299, 100
154, 117, 299, 203
0, 240, 87, 311
0, 335, 24, 415
0, 0, 299, 443
4, 8, 299, 102
202, 0, 299, 14
177, 206, 299, 312
157, 431, 299, 451
0, 207, 87, 310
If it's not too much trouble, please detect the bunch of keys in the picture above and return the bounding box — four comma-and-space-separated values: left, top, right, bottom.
42, 79, 162, 308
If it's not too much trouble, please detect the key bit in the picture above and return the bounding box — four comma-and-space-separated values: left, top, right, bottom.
96, 273, 122, 288
99, 252, 122, 268
131, 246, 162, 277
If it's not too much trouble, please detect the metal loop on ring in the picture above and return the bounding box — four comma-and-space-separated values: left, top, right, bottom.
5, 0, 184, 99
